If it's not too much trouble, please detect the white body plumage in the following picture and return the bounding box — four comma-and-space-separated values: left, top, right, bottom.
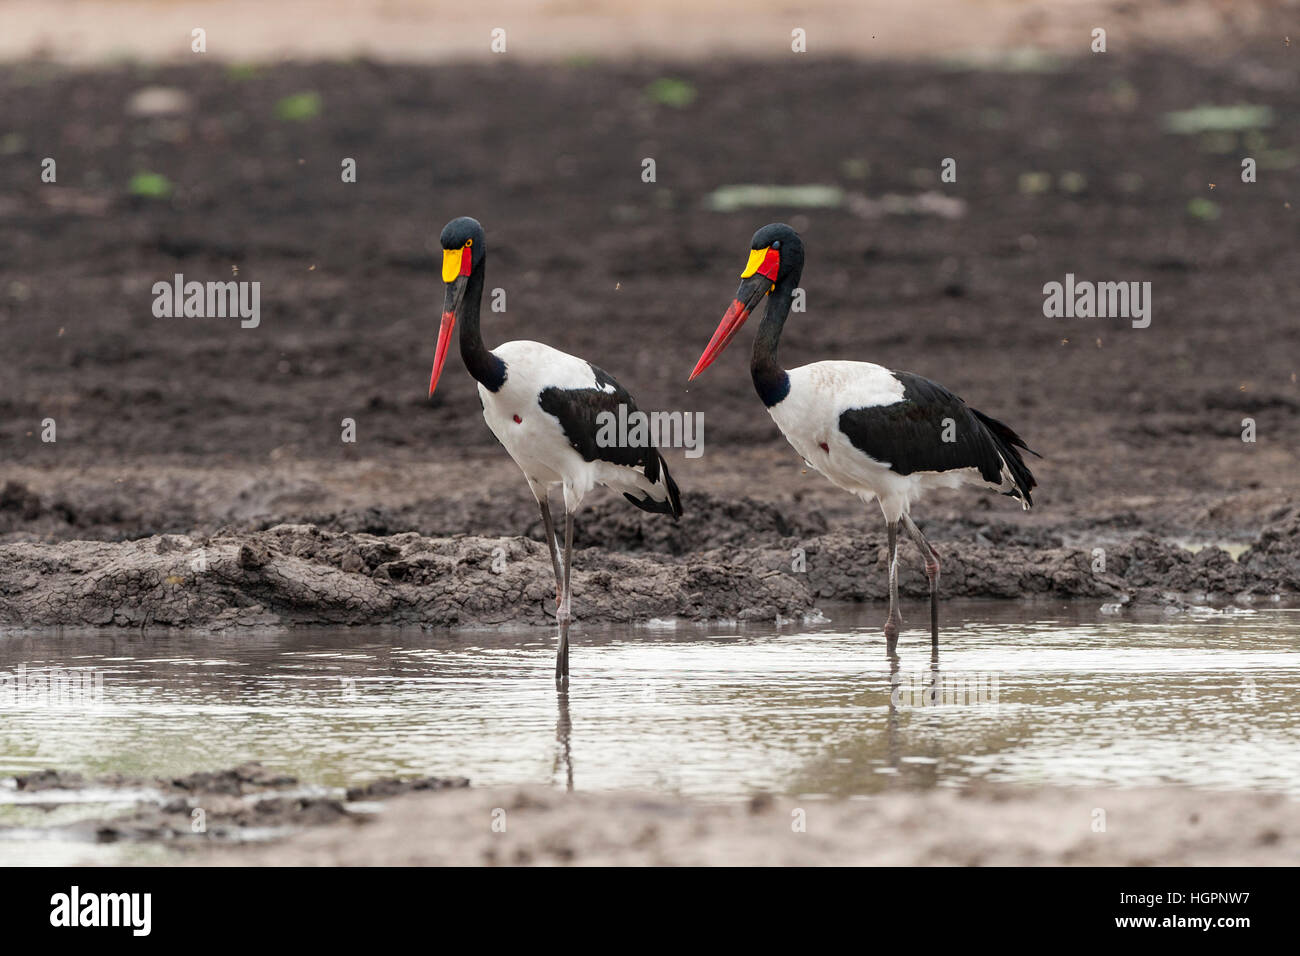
477, 340, 674, 514
769, 361, 1024, 522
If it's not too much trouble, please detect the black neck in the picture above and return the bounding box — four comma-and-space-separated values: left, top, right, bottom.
458, 262, 507, 391
751, 273, 796, 407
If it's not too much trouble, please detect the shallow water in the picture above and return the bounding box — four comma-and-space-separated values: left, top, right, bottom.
2, 600, 1298, 862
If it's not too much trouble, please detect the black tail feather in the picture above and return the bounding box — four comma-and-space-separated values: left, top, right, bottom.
971, 409, 1040, 506
622, 452, 683, 519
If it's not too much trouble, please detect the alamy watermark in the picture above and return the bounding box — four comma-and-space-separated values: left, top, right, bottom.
0, 664, 105, 709
50, 886, 150, 936
152, 273, 260, 328
1043, 273, 1151, 328
595, 404, 704, 458
891, 670, 999, 709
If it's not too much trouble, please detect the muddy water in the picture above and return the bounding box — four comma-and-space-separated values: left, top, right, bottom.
2, 601, 1298, 862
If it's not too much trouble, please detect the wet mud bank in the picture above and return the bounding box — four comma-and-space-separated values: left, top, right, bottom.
2, 763, 466, 848
214, 783, 1300, 866
1, 495, 1295, 629
9, 763, 1298, 865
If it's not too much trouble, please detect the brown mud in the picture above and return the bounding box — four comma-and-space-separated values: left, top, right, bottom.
1, 495, 1297, 629
210, 781, 1300, 866
9, 763, 1297, 865
2, 50, 1299, 627
5, 763, 467, 847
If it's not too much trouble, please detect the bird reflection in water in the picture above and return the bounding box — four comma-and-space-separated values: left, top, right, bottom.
553, 621, 574, 791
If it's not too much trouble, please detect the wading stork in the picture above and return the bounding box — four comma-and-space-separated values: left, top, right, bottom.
429, 217, 682, 685
690, 223, 1039, 654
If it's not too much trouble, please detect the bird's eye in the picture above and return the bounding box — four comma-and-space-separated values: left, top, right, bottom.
772, 241, 781, 250
465, 239, 473, 247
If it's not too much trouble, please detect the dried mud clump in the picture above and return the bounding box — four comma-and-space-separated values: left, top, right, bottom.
0, 498, 1293, 629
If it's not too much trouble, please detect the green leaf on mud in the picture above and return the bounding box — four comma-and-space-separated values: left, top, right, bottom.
705, 184, 844, 212
841, 158, 870, 179
275, 92, 322, 122
1017, 172, 1052, 195
1163, 104, 1273, 135
1187, 197, 1220, 221
1058, 171, 1087, 193
645, 78, 697, 108
128, 172, 173, 199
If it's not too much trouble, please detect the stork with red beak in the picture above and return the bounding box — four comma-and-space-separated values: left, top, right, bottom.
430, 217, 683, 686
691, 223, 1039, 654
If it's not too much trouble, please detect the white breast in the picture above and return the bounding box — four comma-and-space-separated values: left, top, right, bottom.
476, 340, 610, 492
767, 361, 924, 514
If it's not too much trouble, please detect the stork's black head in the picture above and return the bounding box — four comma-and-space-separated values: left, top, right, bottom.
439, 216, 486, 276
744, 222, 804, 285
689, 223, 805, 381
430, 216, 487, 396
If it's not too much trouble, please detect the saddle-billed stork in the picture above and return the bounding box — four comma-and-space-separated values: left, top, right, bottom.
429, 217, 682, 685
690, 223, 1039, 654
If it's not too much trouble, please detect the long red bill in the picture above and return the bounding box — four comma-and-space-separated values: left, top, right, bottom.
689, 299, 750, 381
428, 310, 456, 396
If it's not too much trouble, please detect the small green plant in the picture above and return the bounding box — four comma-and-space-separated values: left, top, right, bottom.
128, 172, 173, 199
1058, 171, 1087, 193
645, 78, 697, 108
275, 92, 322, 122
1017, 172, 1052, 195
705, 184, 843, 212
1163, 104, 1273, 135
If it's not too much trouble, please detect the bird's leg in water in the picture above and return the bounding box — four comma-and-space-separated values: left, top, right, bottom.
902, 514, 941, 655
553, 512, 574, 686
538, 498, 564, 609
884, 520, 902, 652
555, 620, 570, 689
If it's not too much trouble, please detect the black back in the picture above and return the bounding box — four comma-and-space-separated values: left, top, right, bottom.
537, 364, 683, 517
838, 371, 1038, 504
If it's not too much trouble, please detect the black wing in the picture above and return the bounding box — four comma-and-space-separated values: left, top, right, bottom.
837, 371, 1039, 504
537, 364, 682, 517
